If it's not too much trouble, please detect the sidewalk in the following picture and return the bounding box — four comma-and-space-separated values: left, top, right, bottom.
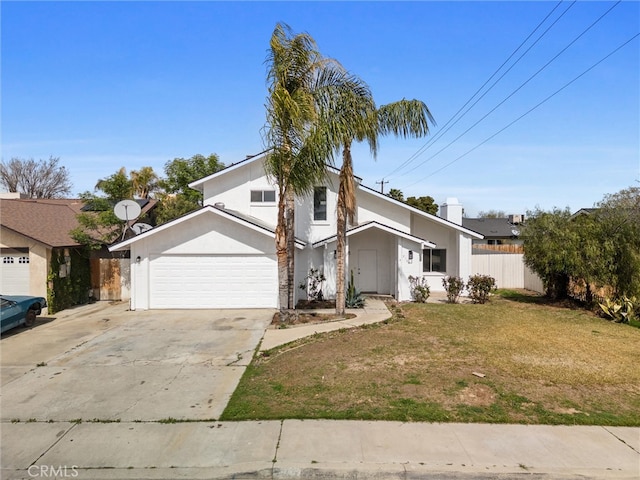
2, 420, 638, 479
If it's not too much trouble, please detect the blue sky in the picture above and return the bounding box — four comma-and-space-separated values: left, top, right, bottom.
2, 0, 638, 216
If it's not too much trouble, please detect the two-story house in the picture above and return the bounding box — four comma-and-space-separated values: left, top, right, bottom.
109, 154, 482, 309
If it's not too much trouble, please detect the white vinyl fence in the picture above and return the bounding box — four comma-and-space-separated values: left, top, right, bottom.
471, 253, 544, 293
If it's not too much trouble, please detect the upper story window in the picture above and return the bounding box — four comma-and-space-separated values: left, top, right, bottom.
250, 190, 276, 203
314, 187, 327, 221
423, 248, 446, 273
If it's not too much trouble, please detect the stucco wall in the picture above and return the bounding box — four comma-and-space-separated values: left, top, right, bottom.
202, 160, 278, 227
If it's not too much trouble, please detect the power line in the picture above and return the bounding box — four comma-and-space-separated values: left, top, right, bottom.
402, 32, 640, 189
394, 0, 622, 183
384, 0, 571, 181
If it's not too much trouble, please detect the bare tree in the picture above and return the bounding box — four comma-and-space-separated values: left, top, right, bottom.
0, 157, 72, 198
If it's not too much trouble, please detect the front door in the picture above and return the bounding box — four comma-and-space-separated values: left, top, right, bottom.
357, 249, 377, 293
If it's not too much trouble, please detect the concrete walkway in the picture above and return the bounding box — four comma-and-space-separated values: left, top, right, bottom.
2, 298, 639, 479
260, 296, 392, 351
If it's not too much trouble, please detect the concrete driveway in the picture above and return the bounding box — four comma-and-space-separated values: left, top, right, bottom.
0, 301, 273, 422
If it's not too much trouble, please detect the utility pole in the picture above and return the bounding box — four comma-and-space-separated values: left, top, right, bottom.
376, 178, 388, 194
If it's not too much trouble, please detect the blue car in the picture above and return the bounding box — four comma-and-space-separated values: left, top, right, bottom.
1, 295, 47, 334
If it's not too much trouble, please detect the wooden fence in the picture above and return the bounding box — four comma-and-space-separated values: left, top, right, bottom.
472, 244, 524, 253
90, 258, 130, 301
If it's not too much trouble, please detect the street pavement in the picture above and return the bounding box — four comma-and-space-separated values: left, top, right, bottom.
1, 299, 639, 479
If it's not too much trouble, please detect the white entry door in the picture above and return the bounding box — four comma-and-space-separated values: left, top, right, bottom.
357, 249, 377, 293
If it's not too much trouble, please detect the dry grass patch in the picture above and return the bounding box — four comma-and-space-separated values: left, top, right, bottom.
222, 291, 640, 425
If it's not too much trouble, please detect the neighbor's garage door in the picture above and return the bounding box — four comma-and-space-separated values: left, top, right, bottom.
149, 254, 277, 309
1, 254, 30, 295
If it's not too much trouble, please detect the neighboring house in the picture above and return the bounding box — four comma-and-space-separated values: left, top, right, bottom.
571, 208, 598, 218
109, 154, 483, 310
462, 216, 524, 252
0, 194, 155, 305
0, 194, 85, 301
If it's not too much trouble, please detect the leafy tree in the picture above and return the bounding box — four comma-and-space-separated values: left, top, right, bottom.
94, 167, 134, 200
263, 23, 354, 311
160, 154, 224, 203
386, 189, 438, 215
387, 188, 404, 201
156, 154, 225, 223
406, 195, 438, 215
522, 207, 576, 300
0, 156, 72, 198
523, 187, 640, 302
593, 186, 640, 298
478, 209, 506, 218
72, 166, 157, 248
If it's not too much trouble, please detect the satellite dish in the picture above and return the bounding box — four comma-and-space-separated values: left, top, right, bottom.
511, 228, 520, 236
132, 223, 153, 235
114, 200, 141, 222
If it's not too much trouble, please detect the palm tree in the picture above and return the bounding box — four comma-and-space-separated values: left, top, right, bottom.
263, 23, 331, 311
130, 166, 159, 199
265, 24, 375, 310
332, 99, 436, 315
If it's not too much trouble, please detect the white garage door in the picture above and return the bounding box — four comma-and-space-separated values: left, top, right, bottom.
1, 254, 30, 295
149, 254, 277, 309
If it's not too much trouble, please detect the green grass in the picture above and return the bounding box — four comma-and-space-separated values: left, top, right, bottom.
222, 290, 640, 425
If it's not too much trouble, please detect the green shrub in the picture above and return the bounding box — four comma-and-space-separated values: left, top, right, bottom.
408, 276, 430, 303
467, 274, 497, 304
442, 276, 465, 303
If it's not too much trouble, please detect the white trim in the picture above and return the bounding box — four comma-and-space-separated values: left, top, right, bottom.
188, 152, 270, 192
312, 221, 437, 249
109, 205, 305, 252
358, 184, 484, 239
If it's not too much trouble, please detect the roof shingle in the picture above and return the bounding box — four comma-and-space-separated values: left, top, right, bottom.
0, 198, 85, 247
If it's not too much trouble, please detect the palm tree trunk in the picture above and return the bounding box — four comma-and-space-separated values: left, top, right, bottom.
336, 191, 347, 315
336, 143, 355, 316
286, 189, 296, 309
276, 187, 288, 311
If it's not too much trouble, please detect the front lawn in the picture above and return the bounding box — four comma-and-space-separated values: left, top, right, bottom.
222, 291, 640, 425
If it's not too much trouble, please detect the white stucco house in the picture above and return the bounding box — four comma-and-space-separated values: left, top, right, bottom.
109, 154, 482, 310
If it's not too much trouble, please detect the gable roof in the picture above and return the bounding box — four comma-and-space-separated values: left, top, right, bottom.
461, 218, 521, 239
312, 221, 437, 249
108, 204, 306, 252
571, 208, 598, 219
188, 151, 483, 239
188, 150, 272, 192
357, 184, 484, 239
0, 198, 85, 248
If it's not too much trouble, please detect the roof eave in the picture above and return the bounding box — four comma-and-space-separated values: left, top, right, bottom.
357, 184, 484, 240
